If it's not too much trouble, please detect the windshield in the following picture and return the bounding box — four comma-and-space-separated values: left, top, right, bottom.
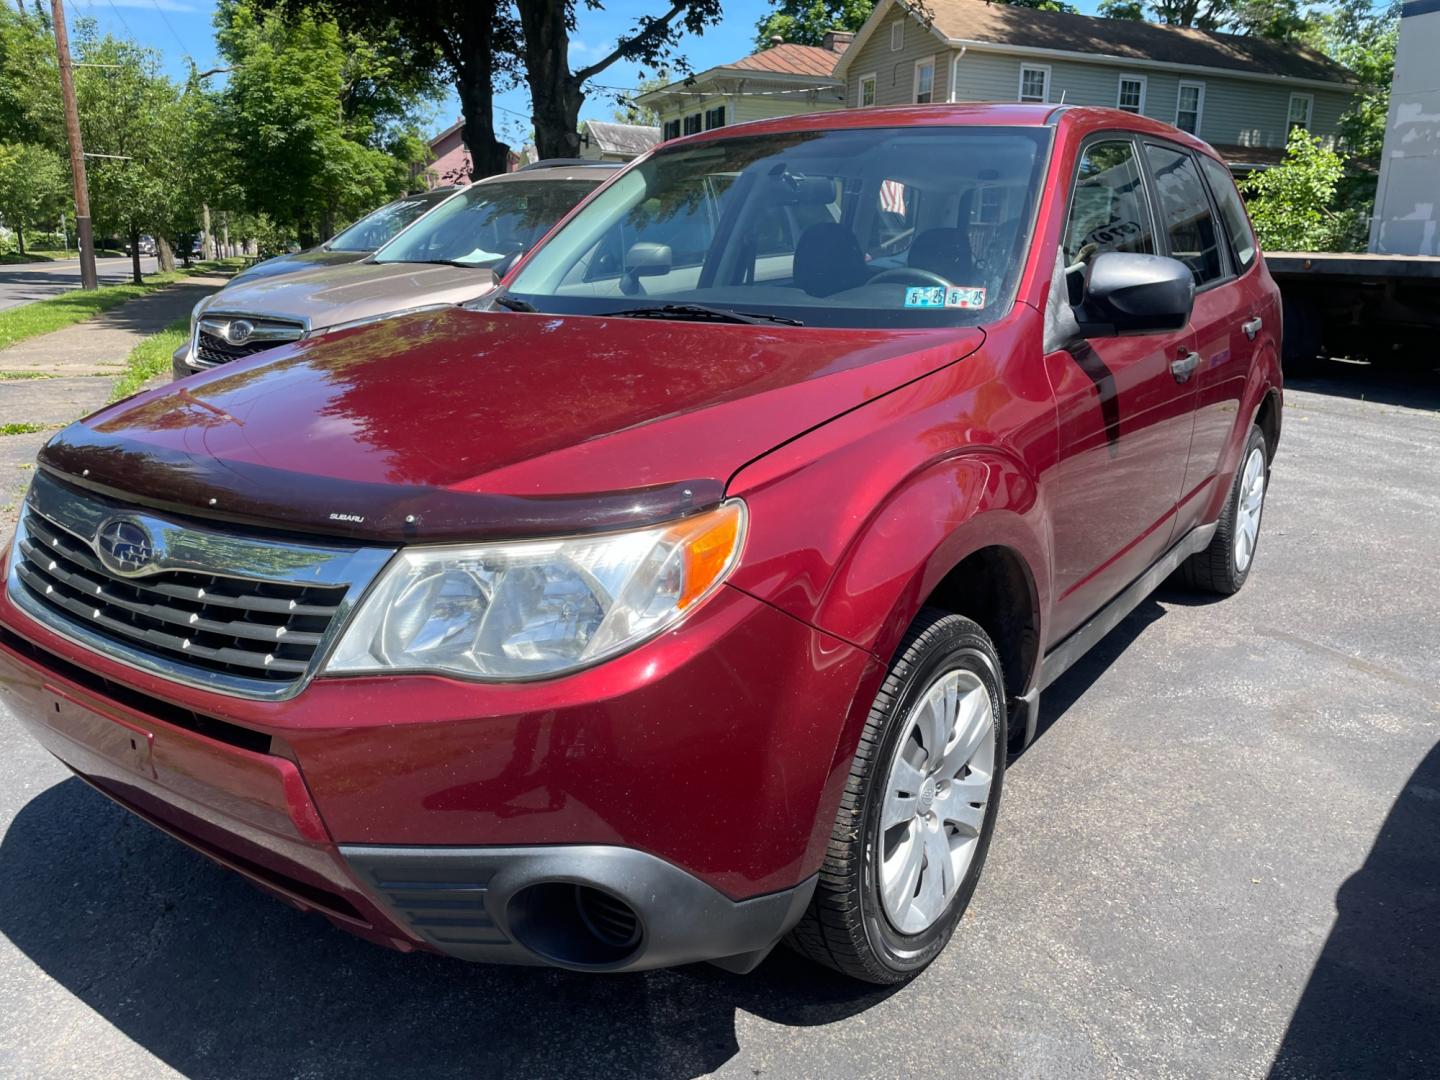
503, 126, 1050, 328
327, 192, 449, 253
373, 179, 602, 268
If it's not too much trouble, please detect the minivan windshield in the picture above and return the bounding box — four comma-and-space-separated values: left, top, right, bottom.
327, 191, 451, 253
373, 179, 602, 268
503, 126, 1050, 328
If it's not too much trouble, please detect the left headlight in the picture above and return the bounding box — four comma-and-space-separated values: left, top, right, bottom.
324, 500, 746, 681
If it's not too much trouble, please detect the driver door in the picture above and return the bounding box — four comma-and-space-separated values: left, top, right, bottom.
1044, 135, 1199, 644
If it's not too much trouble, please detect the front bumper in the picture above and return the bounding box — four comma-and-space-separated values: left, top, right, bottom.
0, 564, 866, 971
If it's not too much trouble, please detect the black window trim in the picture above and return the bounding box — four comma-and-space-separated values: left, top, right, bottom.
1194, 151, 1258, 282
1139, 137, 1236, 295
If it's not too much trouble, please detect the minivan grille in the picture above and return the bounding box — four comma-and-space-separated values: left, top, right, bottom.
194, 315, 303, 368
14, 509, 346, 684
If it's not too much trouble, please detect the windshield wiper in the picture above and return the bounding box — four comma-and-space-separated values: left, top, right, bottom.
493, 295, 537, 313
603, 303, 804, 327
389, 259, 493, 269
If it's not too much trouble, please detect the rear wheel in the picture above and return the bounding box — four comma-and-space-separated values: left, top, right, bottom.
787, 610, 1005, 984
1180, 424, 1268, 595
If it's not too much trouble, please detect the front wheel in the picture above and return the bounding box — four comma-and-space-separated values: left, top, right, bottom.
1180, 424, 1268, 595
786, 610, 1006, 984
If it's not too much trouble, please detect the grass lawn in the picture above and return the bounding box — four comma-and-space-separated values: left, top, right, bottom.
0, 267, 213, 353
110, 318, 188, 401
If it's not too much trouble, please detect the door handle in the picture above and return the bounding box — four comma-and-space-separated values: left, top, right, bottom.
1242, 316, 1263, 341
1170, 351, 1200, 384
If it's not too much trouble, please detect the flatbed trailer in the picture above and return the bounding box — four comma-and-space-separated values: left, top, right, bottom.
1265, 251, 1440, 367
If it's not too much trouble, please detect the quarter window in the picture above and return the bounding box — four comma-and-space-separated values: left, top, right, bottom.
1019, 65, 1050, 103
1117, 76, 1145, 114
1288, 93, 1313, 133
1144, 144, 1225, 285
860, 73, 877, 107
1176, 81, 1204, 135
1063, 140, 1155, 266
914, 58, 935, 104
1198, 154, 1257, 272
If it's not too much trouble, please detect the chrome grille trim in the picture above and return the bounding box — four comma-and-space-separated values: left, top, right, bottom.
6, 472, 395, 700
192, 312, 305, 369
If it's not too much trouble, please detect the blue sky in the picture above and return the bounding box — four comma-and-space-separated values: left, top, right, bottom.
67, 0, 1103, 144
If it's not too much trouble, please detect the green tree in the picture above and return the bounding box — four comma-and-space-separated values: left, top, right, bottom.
0, 5, 59, 147
1241, 129, 1363, 252
0, 142, 67, 255
754, 0, 875, 47
1304, 0, 1399, 161
612, 72, 672, 125
214, 0, 438, 244
1097, 0, 1147, 20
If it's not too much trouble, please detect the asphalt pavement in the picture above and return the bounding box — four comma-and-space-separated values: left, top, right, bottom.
0, 362, 1435, 1079
0, 256, 160, 312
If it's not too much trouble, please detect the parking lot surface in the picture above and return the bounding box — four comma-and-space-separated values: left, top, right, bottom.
0, 370, 1436, 1079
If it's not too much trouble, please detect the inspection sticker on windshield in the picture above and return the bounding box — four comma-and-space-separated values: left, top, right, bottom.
904, 287, 947, 308
944, 286, 986, 309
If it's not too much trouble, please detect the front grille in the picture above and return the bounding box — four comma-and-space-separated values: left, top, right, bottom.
7, 472, 395, 698
193, 315, 303, 368
16, 510, 345, 683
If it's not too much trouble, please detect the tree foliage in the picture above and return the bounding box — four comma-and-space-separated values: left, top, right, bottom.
1241, 129, 1364, 252
1303, 0, 1399, 161
754, 0, 875, 47
0, 142, 67, 254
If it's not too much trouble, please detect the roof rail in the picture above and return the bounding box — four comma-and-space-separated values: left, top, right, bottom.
516, 158, 624, 172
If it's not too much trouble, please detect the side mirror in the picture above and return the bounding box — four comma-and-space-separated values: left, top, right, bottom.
621, 242, 672, 295
1070, 252, 1194, 338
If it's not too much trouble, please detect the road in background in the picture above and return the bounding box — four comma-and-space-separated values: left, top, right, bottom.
0, 374, 1435, 1079
0, 256, 160, 312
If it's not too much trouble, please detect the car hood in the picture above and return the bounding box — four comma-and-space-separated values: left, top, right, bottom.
228, 249, 363, 285
41, 308, 985, 542
202, 261, 499, 332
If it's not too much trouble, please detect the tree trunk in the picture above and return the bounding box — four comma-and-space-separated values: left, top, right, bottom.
129, 228, 142, 284
15, 226, 23, 258
221, 219, 230, 259
156, 235, 176, 272
453, 2, 514, 180
518, 0, 584, 160
201, 203, 214, 261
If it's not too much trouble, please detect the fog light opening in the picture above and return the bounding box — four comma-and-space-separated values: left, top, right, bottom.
507, 882, 643, 967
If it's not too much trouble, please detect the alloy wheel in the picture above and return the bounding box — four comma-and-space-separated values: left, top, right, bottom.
1234, 446, 1266, 573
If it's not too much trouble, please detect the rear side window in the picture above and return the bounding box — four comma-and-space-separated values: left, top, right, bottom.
1063, 140, 1155, 266
1198, 154, 1257, 272
1144, 144, 1225, 286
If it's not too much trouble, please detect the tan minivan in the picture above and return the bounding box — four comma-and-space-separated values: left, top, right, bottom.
172, 161, 616, 379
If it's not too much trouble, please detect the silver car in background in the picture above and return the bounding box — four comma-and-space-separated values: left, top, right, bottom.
173, 161, 618, 379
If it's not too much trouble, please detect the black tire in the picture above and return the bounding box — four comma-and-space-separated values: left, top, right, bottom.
786, 609, 1006, 984
1180, 424, 1268, 595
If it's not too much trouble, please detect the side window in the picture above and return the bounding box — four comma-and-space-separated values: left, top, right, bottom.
1062, 140, 1155, 267
1144, 144, 1225, 285
1198, 154, 1257, 273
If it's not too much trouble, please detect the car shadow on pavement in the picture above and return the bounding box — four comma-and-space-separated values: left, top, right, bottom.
1284, 359, 1440, 412
1267, 738, 1440, 1079
0, 779, 898, 1079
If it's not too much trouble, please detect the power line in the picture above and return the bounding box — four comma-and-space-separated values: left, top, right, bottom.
147, 0, 191, 62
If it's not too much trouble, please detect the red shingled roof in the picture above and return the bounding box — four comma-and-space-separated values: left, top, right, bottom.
726, 43, 843, 79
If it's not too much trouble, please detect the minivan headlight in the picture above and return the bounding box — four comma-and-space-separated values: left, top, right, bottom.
324, 501, 745, 681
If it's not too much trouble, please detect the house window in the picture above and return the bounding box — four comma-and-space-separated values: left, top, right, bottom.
662, 118, 681, 141
914, 56, 935, 104
1176, 81, 1204, 135
682, 112, 702, 136
891, 20, 903, 51
704, 105, 726, 130
860, 73, 877, 107
1019, 64, 1050, 103
1288, 93, 1313, 133
1117, 75, 1146, 114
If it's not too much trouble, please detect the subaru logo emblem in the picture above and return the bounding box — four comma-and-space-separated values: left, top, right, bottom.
226, 319, 254, 345
96, 518, 155, 576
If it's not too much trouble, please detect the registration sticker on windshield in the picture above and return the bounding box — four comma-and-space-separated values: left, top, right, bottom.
944, 286, 987, 310
904, 286, 947, 308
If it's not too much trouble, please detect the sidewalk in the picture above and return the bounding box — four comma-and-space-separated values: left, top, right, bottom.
0, 274, 227, 533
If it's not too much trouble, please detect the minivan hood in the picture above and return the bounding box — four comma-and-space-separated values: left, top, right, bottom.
41, 308, 984, 541
202, 261, 499, 332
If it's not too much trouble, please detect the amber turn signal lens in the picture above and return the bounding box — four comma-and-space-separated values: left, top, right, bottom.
672, 502, 745, 611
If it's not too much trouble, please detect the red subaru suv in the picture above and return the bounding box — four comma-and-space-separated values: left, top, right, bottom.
0, 105, 1280, 984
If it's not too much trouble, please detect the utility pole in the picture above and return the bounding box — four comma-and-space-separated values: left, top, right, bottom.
51, 0, 97, 290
